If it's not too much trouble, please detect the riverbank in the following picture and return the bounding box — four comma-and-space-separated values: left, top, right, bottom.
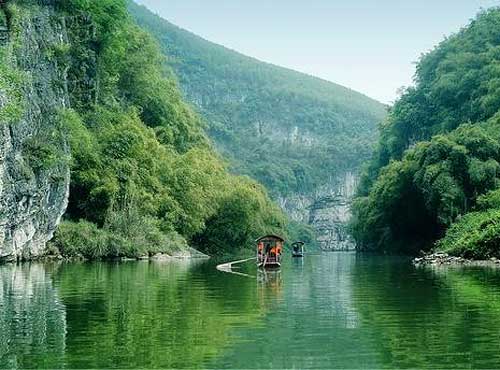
122, 247, 210, 261
0, 247, 209, 265
413, 252, 500, 267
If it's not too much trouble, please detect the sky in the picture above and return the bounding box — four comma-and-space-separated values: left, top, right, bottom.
135, 0, 500, 104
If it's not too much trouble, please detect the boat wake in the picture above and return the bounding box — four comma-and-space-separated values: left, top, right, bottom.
216, 257, 256, 278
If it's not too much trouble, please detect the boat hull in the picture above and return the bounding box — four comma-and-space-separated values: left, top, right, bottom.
258, 262, 281, 268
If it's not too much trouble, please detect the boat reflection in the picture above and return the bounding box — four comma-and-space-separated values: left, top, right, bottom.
257, 268, 283, 304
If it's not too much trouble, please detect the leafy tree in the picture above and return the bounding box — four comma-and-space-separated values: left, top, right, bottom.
35, 0, 288, 258
352, 8, 500, 257
192, 177, 285, 256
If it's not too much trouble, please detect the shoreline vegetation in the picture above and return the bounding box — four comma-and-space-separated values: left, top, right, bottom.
351, 8, 500, 260
0, 0, 287, 263
4, 1, 500, 264
2, 246, 209, 265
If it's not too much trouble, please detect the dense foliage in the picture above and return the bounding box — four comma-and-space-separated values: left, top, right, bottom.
436, 187, 500, 258
129, 2, 387, 198
19, 0, 287, 258
351, 8, 500, 256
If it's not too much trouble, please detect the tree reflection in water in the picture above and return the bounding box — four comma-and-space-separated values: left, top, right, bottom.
2, 255, 500, 369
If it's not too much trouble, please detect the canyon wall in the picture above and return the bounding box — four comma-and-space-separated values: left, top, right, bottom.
279, 171, 357, 251
0, 1, 81, 262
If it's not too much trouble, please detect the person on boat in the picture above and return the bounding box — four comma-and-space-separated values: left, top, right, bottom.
258, 242, 264, 255
265, 243, 272, 255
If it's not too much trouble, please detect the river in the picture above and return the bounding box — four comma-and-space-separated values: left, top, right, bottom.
1, 253, 500, 369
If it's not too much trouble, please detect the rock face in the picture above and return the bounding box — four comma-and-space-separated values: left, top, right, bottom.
279, 172, 358, 251
413, 253, 500, 267
0, 1, 75, 262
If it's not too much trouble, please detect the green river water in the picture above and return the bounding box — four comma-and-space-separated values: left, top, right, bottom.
1, 252, 500, 369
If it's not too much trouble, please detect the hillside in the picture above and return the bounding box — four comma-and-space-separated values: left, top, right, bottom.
129, 2, 387, 250
0, 0, 284, 261
351, 8, 500, 257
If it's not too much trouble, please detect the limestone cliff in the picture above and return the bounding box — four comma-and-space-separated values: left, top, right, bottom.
0, 1, 80, 262
279, 172, 357, 251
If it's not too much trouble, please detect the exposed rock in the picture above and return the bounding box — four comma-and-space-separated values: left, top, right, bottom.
279, 171, 357, 251
126, 248, 209, 262
150, 253, 172, 261
0, 1, 95, 262
413, 253, 500, 267
170, 247, 210, 259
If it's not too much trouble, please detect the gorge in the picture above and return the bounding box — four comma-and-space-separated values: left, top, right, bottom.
4, 2, 500, 369
0, 0, 286, 261
0, 0, 388, 261
130, 2, 387, 250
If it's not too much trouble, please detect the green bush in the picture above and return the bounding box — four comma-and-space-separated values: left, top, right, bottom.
351, 123, 500, 253
477, 188, 500, 210
0, 50, 26, 124
50, 221, 117, 259
51, 219, 189, 260
436, 209, 500, 259
286, 220, 318, 249
192, 177, 286, 256
22, 137, 62, 172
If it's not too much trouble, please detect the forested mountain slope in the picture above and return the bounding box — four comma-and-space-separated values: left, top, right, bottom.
129, 2, 387, 250
351, 8, 500, 257
0, 0, 284, 261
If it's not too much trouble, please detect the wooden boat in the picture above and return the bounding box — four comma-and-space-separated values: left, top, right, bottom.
292, 241, 305, 258
256, 235, 284, 268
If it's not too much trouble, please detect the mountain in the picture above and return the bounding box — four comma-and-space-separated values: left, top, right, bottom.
351, 8, 500, 258
0, 0, 284, 261
129, 2, 387, 250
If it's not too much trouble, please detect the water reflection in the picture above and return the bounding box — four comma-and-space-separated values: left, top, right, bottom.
0, 260, 266, 369
257, 269, 283, 310
0, 263, 66, 369
1, 255, 500, 369
212, 253, 365, 369
352, 256, 500, 369
55, 260, 265, 369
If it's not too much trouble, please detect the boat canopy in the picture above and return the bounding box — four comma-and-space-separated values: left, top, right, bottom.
256, 235, 285, 243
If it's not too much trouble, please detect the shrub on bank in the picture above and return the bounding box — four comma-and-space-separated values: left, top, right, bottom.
50, 220, 188, 260
436, 209, 500, 259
